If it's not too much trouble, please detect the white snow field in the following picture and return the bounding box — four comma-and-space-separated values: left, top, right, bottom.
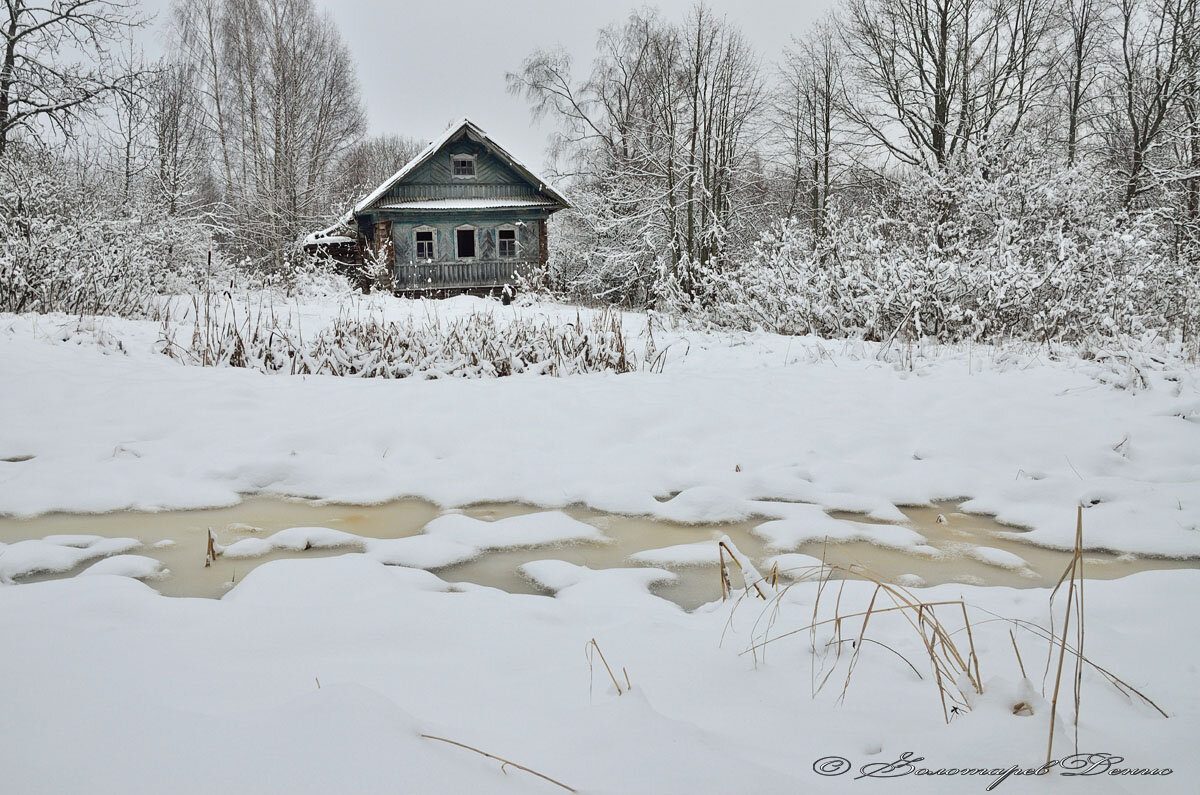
1, 295, 1199, 793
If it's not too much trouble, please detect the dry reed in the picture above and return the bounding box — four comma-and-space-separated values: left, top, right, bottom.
158, 292, 658, 379
586, 638, 627, 696
419, 734, 576, 792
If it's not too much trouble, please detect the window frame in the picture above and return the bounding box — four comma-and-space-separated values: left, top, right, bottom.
497, 224, 519, 259
412, 225, 437, 262
450, 153, 477, 180
454, 224, 478, 260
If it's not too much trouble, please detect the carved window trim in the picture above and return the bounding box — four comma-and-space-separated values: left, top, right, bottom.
451, 153, 477, 179
413, 225, 437, 262
454, 224, 477, 260
496, 224, 519, 258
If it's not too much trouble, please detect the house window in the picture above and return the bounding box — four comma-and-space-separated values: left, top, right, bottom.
451, 155, 476, 178
415, 229, 435, 260
498, 228, 517, 258
456, 227, 476, 259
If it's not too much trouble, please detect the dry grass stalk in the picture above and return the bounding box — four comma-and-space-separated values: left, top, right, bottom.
419, 734, 576, 792
741, 533, 1165, 733
718, 549, 732, 601
586, 638, 625, 696
1010, 628, 1028, 680
718, 539, 771, 600
1046, 506, 1086, 764
204, 527, 217, 568
977, 613, 1166, 718
743, 559, 982, 724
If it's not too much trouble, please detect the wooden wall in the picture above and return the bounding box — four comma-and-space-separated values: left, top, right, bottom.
380, 141, 534, 204
389, 213, 546, 266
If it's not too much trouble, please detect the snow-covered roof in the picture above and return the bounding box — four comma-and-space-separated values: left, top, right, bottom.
303, 218, 357, 246
304, 234, 356, 246
377, 198, 560, 211
353, 118, 569, 215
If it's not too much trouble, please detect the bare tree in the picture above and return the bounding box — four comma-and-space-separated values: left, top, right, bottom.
509, 4, 766, 302
147, 58, 209, 220
778, 19, 845, 240
842, 0, 1056, 170
1100, 0, 1198, 206
172, 0, 366, 267
1061, 0, 1103, 164
329, 133, 424, 206
0, 0, 146, 157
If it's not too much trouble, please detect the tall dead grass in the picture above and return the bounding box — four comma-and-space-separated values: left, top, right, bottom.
729, 515, 1167, 735
156, 293, 661, 378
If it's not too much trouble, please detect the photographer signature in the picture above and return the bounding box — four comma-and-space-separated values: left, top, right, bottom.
813, 751, 1172, 790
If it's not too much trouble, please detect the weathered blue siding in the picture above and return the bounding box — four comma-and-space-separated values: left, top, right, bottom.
387, 213, 544, 265
386, 212, 544, 290
354, 120, 565, 291
400, 141, 527, 186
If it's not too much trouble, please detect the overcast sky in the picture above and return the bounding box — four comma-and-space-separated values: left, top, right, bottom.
138, 0, 837, 170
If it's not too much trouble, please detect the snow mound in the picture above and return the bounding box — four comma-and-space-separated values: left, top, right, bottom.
964, 545, 1034, 572
222, 555, 450, 607
365, 535, 480, 569
222, 526, 365, 559
211, 512, 608, 572
80, 554, 170, 581
41, 534, 109, 548
0, 536, 141, 583
656, 487, 754, 523
753, 504, 927, 551
629, 540, 721, 566
423, 511, 608, 549
520, 560, 678, 608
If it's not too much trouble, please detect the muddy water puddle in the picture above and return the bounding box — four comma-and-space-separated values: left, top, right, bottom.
1, 498, 1195, 610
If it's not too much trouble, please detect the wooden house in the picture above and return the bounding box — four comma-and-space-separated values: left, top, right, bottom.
306, 118, 569, 293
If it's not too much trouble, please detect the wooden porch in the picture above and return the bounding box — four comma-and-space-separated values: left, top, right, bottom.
394, 259, 533, 291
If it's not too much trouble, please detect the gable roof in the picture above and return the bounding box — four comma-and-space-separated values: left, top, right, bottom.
353, 118, 569, 215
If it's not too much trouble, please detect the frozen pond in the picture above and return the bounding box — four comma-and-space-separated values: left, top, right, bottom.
2, 498, 1196, 609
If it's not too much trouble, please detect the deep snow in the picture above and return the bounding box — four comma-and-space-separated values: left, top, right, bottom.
0, 558, 1194, 793
1, 294, 1198, 792
1, 295, 1198, 557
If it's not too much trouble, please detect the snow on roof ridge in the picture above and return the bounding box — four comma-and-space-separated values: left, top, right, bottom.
378, 197, 559, 210
352, 117, 568, 215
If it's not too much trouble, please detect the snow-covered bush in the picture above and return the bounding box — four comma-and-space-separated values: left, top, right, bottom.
226, 251, 357, 299
156, 298, 646, 378
0, 151, 212, 317
665, 159, 1200, 344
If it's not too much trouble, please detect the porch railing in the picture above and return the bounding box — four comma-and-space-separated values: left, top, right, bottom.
395, 259, 531, 290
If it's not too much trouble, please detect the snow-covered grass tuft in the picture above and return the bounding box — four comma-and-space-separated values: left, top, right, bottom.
155, 292, 653, 378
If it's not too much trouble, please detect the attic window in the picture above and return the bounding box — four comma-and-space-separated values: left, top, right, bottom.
451, 154, 476, 178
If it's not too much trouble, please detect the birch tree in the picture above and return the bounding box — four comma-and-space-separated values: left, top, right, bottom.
172, 0, 366, 268
777, 19, 845, 241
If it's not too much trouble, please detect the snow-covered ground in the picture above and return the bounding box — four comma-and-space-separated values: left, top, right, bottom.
1, 294, 1198, 792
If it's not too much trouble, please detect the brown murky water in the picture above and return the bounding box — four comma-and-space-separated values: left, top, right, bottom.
1, 499, 1195, 609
